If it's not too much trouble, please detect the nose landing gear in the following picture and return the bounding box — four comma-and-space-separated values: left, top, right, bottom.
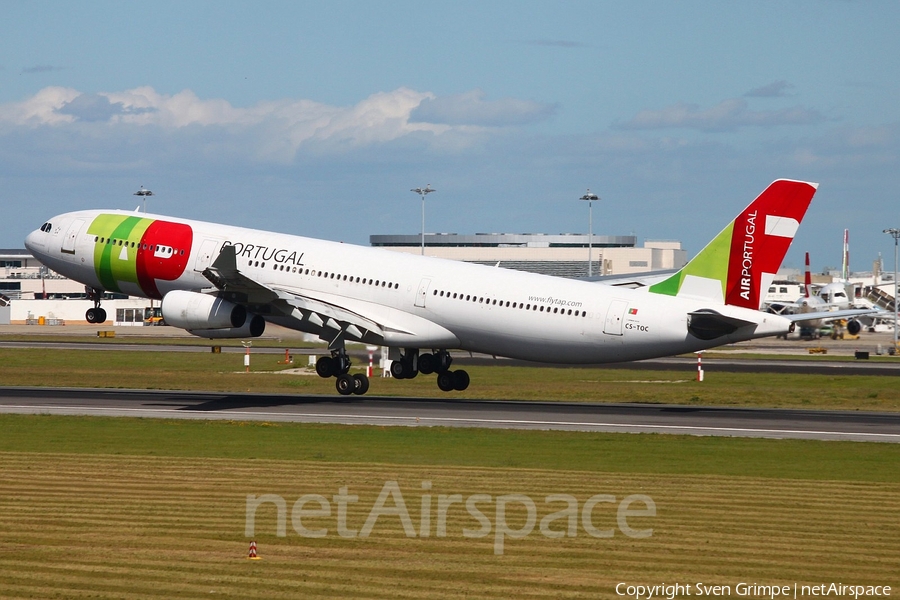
84, 287, 107, 324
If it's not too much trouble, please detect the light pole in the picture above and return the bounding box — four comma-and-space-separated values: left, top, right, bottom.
884, 228, 900, 350
580, 189, 599, 277
411, 185, 435, 256
134, 186, 154, 213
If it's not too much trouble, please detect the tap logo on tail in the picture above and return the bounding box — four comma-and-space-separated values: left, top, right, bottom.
87, 214, 193, 299
649, 179, 817, 309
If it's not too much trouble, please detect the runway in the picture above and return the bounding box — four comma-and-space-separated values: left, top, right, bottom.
1, 386, 898, 443
2, 339, 900, 376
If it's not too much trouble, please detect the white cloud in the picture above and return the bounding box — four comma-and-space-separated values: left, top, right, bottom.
744, 80, 794, 98
58, 93, 155, 122
0, 86, 468, 161
0, 86, 80, 125
20, 64, 66, 75
615, 98, 826, 132
410, 89, 556, 127
788, 123, 900, 168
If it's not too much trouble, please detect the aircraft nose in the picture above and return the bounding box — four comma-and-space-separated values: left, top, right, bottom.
24, 228, 45, 253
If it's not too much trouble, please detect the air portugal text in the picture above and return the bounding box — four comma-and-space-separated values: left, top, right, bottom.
222, 241, 305, 267
739, 210, 757, 302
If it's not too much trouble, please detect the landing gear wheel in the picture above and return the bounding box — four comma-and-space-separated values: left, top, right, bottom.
352, 373, 370, 395
418, 353, 436, 375
336, 373, 356, 396
452, 369, 470, 391
437, 371, 455, 392
86, 307, 107, 324
316, 356, 335, 378
390, 360, 405, 379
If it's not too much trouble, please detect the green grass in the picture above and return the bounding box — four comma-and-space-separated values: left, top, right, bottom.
0, 417, 898, 598
2, 414, 899, 481
2, 347, 900, 410
1, 344, 898, 595
0, 332, 321, 347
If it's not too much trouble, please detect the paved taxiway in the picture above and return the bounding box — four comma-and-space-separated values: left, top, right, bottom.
2, 339, 900, 376
1, 387, 898, 443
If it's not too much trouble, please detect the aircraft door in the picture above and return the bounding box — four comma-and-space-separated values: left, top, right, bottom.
603, 299, 628, 336
61, 219, 85, 255
415, 277, 432, 308
193, 239, 219, 272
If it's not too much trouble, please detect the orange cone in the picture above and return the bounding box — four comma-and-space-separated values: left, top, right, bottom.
247, 540, 261, 560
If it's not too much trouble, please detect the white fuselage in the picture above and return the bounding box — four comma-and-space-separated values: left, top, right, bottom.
25, 210, 792, 363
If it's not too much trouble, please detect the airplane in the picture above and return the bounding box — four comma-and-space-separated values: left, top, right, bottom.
766, 250, 872, 338
24, 179, 863, 396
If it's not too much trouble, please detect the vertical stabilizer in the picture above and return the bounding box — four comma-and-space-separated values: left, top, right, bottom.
649, 179, 817, 309
804, 252, 813, 299
842, 229, 850, 282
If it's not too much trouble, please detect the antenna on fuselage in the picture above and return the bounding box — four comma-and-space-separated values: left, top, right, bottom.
134, 186, 154, 213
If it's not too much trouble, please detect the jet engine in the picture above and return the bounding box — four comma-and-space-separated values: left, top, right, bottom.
161, 290, 265, 338
847, 319, 861, 336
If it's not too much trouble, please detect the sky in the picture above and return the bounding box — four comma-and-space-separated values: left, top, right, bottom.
1, 0, 899, 274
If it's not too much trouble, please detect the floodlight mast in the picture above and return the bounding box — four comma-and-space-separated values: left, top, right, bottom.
884, 228, 900, 350
411, 185, 436, 256
134, 186, 154, 213
579, 189, 600, 277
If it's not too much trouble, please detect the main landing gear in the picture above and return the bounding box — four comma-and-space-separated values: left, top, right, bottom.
315, 344, 468, 396
391, 349, 469, 393
315, 347, 369, 396
84, 287, 107, 324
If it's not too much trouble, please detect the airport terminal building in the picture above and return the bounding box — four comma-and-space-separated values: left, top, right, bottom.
0, 248, 148, 326
370, 233, 687, 278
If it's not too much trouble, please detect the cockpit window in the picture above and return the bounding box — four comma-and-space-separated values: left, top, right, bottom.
40, 222, 52, 232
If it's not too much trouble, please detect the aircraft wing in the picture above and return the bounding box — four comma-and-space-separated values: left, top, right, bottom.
584, 269, 679, 288
783, 308, 879, 323
202, 245, 386, 345
764, 300, 801, 315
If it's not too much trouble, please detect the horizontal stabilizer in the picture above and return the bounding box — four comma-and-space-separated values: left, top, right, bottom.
784, 308, 878, 323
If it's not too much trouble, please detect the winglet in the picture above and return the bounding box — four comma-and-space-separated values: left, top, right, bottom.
210, 243, 238, 273
649, 179, 817, 310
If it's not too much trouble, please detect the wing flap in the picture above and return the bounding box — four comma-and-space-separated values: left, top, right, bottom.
202, 245, 386, 345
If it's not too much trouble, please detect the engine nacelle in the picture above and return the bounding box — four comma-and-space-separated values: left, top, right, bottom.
847, 319, 861, 336
162, 290, 247, 331
188, 314, 266, 339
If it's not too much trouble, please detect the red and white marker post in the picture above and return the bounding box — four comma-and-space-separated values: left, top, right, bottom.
247, 540, 260, 560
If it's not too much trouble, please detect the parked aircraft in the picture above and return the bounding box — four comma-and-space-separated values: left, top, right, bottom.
25, 179, 860, 395
767, 252, 867, 338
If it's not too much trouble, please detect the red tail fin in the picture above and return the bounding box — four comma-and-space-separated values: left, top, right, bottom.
724, 180, 817, 309
650, 180, 817, 308
804, 252, 812, 298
